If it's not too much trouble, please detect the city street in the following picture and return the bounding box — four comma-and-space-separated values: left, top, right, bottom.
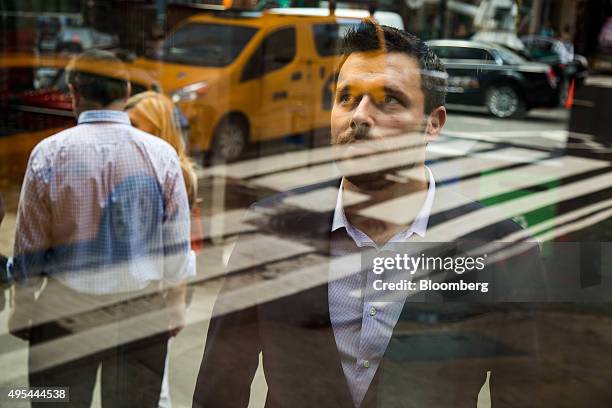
1, 0, 612, 405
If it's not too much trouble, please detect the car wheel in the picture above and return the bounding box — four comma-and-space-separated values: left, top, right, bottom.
212, 118, 247, 162
485, 85, 525, 118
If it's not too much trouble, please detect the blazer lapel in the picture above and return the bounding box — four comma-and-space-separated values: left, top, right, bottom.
280, 195, 355, 408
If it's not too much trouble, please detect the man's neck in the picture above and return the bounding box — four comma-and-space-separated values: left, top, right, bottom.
343, 167, 429, 246
75, 101, 126, 117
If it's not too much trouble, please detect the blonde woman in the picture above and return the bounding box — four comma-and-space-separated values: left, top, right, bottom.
126, 91, 198, 408
126, 91, 197, 207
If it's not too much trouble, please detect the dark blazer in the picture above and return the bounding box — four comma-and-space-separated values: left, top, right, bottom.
193, 180, 547, 408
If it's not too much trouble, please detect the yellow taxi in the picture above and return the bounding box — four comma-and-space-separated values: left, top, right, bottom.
134, 9, 381, 161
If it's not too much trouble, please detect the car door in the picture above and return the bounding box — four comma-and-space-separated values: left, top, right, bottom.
310, 19, 359, 129
242, 25, 309, 140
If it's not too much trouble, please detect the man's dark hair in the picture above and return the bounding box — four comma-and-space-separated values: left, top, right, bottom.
66, 50, 129, 106
339, 21, 447, 114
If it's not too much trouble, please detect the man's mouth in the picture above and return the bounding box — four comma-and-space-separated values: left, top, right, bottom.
335, 139, 381, 162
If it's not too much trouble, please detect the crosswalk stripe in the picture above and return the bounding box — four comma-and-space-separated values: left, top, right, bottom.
534, 206, 612, 243
198, 233, 315, 281
424, 172, 612, 242
402, 147, 550, 182
250, 141, 502, 191
444, 129, 568, 149
198, 137, 494, 180
362, 155, 609, 225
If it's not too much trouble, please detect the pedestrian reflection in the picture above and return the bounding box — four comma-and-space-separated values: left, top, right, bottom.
8, 50, 192, 408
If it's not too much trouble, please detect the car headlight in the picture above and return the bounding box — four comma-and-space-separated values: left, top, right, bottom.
170, 81, 208, 103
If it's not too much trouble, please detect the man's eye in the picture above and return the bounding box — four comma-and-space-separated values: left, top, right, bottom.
339, 93, 352, 104
384, 95, 401, 105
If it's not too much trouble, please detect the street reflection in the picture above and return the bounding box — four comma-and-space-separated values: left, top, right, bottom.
0, 2, 611, 408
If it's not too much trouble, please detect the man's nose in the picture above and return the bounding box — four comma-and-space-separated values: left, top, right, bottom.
350, 95, 375, 131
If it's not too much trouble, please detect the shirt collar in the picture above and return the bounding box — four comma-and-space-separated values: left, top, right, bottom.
78, 110, 131, 125
332, 166, 436, 244
410, 166, 435, 238
331, 178, 349, 232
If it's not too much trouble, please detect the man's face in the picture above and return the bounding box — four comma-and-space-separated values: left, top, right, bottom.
331, 51, 429, 187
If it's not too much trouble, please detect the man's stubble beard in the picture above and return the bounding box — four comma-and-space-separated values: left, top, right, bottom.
333, 124, 428, 193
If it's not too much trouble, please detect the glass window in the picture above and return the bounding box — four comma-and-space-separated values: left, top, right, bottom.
495, 46, 526, 65
241, 27, 296, 81
33, 67, 62, 90
1, 4, 611, 408
159, 23, 258, 67
430, 46, 452, 59
449, 47, 495, 61
312, 22, 358, 56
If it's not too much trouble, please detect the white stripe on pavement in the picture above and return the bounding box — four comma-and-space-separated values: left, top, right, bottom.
424, 172, 612, 242
250, 140, 499, 191
198, 138, 494, 180
361, 155, 609, 225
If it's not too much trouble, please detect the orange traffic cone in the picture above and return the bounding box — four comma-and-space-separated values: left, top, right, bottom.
564, 79, 575, 109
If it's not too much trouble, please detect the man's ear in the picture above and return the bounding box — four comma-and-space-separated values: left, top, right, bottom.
425, 106, 446, 143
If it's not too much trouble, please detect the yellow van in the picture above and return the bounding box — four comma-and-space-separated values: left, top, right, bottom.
134, 9, 402, 161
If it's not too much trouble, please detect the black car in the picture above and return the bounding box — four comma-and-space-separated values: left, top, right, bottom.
427, 39, 559, 118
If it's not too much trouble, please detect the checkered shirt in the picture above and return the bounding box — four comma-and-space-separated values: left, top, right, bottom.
11, 110, 193, 294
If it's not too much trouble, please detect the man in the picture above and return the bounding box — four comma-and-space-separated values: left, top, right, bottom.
9, 50, 192, 407
193, 22, 545, 408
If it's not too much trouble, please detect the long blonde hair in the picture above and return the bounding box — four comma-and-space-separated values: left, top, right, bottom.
126, 91, 197, 206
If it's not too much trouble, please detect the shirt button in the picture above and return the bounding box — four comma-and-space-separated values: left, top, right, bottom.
363, 360, 370, 368
369, 307, 377, 317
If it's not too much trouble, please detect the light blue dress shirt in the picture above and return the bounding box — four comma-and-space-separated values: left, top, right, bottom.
329, 167, 435, 407
11, 110, 193, 294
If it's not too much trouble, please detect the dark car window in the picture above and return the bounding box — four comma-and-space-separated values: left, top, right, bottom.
430, 46, 495, 62
241, 27, 296, 82
496, 47, 527, 65
160, 23, 257, 67
430, 46, 453, 59
449, 47, 495, 61
312, 22, 358, 57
